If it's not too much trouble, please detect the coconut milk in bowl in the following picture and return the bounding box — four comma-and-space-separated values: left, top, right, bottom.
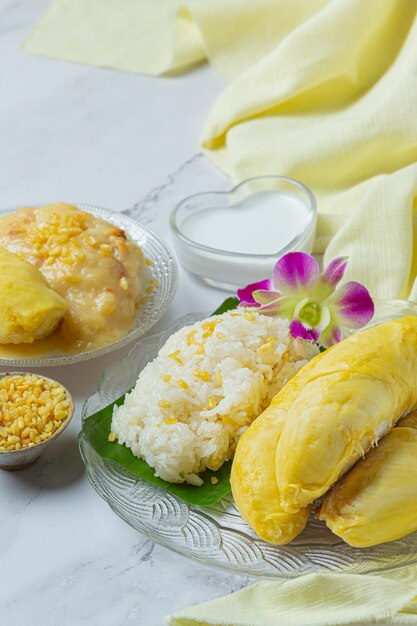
170, 175, 316, 291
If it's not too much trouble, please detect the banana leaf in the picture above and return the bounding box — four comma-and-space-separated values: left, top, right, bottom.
82, 297, 239, 506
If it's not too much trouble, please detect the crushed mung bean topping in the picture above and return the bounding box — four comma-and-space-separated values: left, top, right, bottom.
0, 374, 70, 452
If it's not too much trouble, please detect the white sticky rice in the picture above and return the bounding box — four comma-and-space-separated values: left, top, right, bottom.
111, 310, 318, 485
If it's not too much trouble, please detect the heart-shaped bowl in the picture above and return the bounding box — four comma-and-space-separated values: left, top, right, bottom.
170, 175, 316, 291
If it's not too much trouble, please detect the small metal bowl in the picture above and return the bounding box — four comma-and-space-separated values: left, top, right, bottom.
0, 372, 74, 471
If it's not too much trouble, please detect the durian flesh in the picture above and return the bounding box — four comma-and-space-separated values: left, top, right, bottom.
276, 317, 417, 512
319, 409, 417, 547
230, 356, 322, 544
0, 247, 67, 344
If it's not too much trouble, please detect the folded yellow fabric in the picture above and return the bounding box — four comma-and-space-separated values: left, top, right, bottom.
23, 0, 326, 80
24, 0, 417, 301
24, 0, 204, 76
200, 0, 417, 302
165, 570, 417, 626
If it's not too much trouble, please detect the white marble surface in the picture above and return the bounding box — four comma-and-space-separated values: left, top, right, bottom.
0, 1, 252, 624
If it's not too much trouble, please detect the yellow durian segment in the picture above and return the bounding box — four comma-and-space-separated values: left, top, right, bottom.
398, 411, 417, 429
0, 247, 67, 344
319, 410, 417, 547
276, 317, 417, 512
231, 356, 321, 545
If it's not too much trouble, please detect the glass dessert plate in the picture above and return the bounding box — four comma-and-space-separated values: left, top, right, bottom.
79, 299, 417, 578
0, 204, 177, 366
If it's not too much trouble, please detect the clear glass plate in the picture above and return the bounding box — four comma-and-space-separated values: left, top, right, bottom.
0, 204, 177, 367
79, 300, 417, 578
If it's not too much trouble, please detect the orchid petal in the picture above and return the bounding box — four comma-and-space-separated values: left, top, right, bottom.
237, 279, 272, 306
311, 257, 349, 301
258, 295, 299, 319
289, 319, 320, 343
272, 252, 319, 294
252, 289, 281, 305
322, 257, 349, 290
319, 323, 343, 348
318, 305, 331, 332
256, 303, 283, 317
328, 281, 374, 329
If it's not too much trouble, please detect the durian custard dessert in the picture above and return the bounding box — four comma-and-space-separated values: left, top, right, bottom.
231, 316, 417, 547
0, 203, 148, 355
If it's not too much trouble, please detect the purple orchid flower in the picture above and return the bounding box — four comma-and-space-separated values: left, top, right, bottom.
237, 252, 374, 347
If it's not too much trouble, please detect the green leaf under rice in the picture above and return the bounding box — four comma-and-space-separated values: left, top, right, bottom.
211, 296, 240, 316
82, 298, 239, 506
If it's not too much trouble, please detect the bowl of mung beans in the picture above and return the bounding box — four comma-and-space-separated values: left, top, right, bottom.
0, 372, 74, 470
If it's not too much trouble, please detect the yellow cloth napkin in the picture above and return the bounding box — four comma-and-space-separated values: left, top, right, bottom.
23, 0, 205, 77
24, 0, 417, 301
166, 571, 417, 625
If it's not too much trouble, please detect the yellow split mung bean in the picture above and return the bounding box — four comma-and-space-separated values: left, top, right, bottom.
0, 374, 70, 452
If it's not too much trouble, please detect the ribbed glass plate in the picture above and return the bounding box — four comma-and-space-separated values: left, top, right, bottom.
79, 300, 417, 578
0, 204, 177, 366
